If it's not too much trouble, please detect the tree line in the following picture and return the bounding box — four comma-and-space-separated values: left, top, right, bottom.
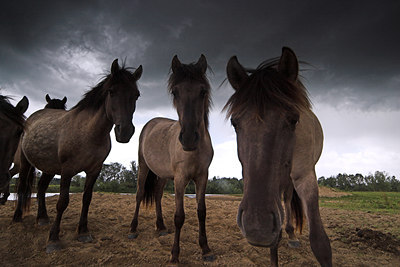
9, 162, 400, 193
317, 171, 400, 192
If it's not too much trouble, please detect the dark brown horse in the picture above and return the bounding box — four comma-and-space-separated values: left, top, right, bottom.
224, 47, 332, 266
1, 94, 68, 205
13, 59, 142, 253
44, 94, 67, 109
0, 95, 28, 196
129, 55, 214, 263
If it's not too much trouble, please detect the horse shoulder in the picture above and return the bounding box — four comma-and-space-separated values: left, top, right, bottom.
291, 110, 323, 179
140, 118, 177, 179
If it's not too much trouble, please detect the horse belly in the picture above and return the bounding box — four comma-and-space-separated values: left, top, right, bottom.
22, 127, 61, 175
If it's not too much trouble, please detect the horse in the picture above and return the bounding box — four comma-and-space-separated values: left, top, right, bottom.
129, 55, 214, 263
1, 94, 68, 205
44, 94, 67, 109
0, 95, 29, 201
224, 47, 332, 266
12, 59, 142, 253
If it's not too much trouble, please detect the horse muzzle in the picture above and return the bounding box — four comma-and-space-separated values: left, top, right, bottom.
114, 124, 135, 143
179, 130, 199, 151
237, 206, 282, 247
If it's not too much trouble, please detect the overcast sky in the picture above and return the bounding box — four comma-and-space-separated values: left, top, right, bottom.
1, 1, 399, 179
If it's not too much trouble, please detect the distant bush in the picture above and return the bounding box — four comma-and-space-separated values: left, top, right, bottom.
318, 171, 400, 192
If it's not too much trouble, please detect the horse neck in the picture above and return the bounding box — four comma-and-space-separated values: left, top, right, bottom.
74, 105, 113, 140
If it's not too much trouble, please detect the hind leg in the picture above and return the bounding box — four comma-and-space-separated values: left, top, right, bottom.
129, 160, 149, 239
154, 177, 168, 235
293, 171, 332, 267
77, 168, 101, 243
12, 153, 34, 222
37, 173, 55, 225
283, 184, 300, 248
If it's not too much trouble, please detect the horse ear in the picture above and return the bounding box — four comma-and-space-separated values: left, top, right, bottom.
16, 96, 29, 114
133, 65, 143, 80
62, 96, 67, 104
45, 94, 51, 103
111, 59, 120, 75
171, 55, 181, 73
226, 56, 248, 91
196, 54, 207, 74
278, 47, 298, 81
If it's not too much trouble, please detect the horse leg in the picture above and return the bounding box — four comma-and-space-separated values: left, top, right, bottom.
129, 161, 149, 239
1, 164, 18, 205
36, 173, 54, 225
269, 230, 282, 267
284, 183, 300, 248
0, 184, 9, 205
293, 171, 332, 267
12, 152, 34, 222
170, 176, 189, 264
194, 175, 215, 261
46, 171, 72, 253
77, 169, 100, 243
154, 177, 168, 235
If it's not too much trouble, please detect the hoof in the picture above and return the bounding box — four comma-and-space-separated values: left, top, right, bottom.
12, 216, 22, 223
288, 239, 301, 248
169, 258, 179, 264
0, 200, 6, 205
37, 218, 50, 226
128, 232, 139, 239
78, 234, 93, 243
158, 230, 169, 237
46, 241, 63, 253
203, 253, 216, 262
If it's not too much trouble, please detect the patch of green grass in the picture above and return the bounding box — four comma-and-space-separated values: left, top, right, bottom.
319, 191, 400, 214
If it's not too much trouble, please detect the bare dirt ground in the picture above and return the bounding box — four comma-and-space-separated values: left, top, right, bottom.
0, 189, 399, 266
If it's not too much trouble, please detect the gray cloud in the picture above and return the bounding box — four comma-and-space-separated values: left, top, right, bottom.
1, 0, 399, 111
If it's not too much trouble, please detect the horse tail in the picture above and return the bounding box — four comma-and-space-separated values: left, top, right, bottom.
291, 188, 304, 234
15, 158, 36, 214
143, 170, 157, 207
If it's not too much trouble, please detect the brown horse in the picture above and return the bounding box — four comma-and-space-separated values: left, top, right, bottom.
1, 94, 68, 205
224, 47, 332, 266
0, 95, 28, 195
44, 94, 67, 109
129, 55, 214, 263
13, 59, 142, 253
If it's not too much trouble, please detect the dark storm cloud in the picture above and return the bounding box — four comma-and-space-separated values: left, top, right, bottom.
0, 0, 399, 110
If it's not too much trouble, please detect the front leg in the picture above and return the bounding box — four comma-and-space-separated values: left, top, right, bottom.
37, 173, 55, 225
170, 176, 189, 264
293, 171, 332, 267
46, 171, 73, 253
77, 168, 101, 243
0, 184, 10, 205
194, 174, 215, 261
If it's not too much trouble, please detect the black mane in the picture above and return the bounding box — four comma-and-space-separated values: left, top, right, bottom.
72, 65, 138, 112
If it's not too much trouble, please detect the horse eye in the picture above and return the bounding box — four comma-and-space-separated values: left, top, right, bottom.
172, 91, 178, 98
108, 90, 115, 97
200, 90, 207, 98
